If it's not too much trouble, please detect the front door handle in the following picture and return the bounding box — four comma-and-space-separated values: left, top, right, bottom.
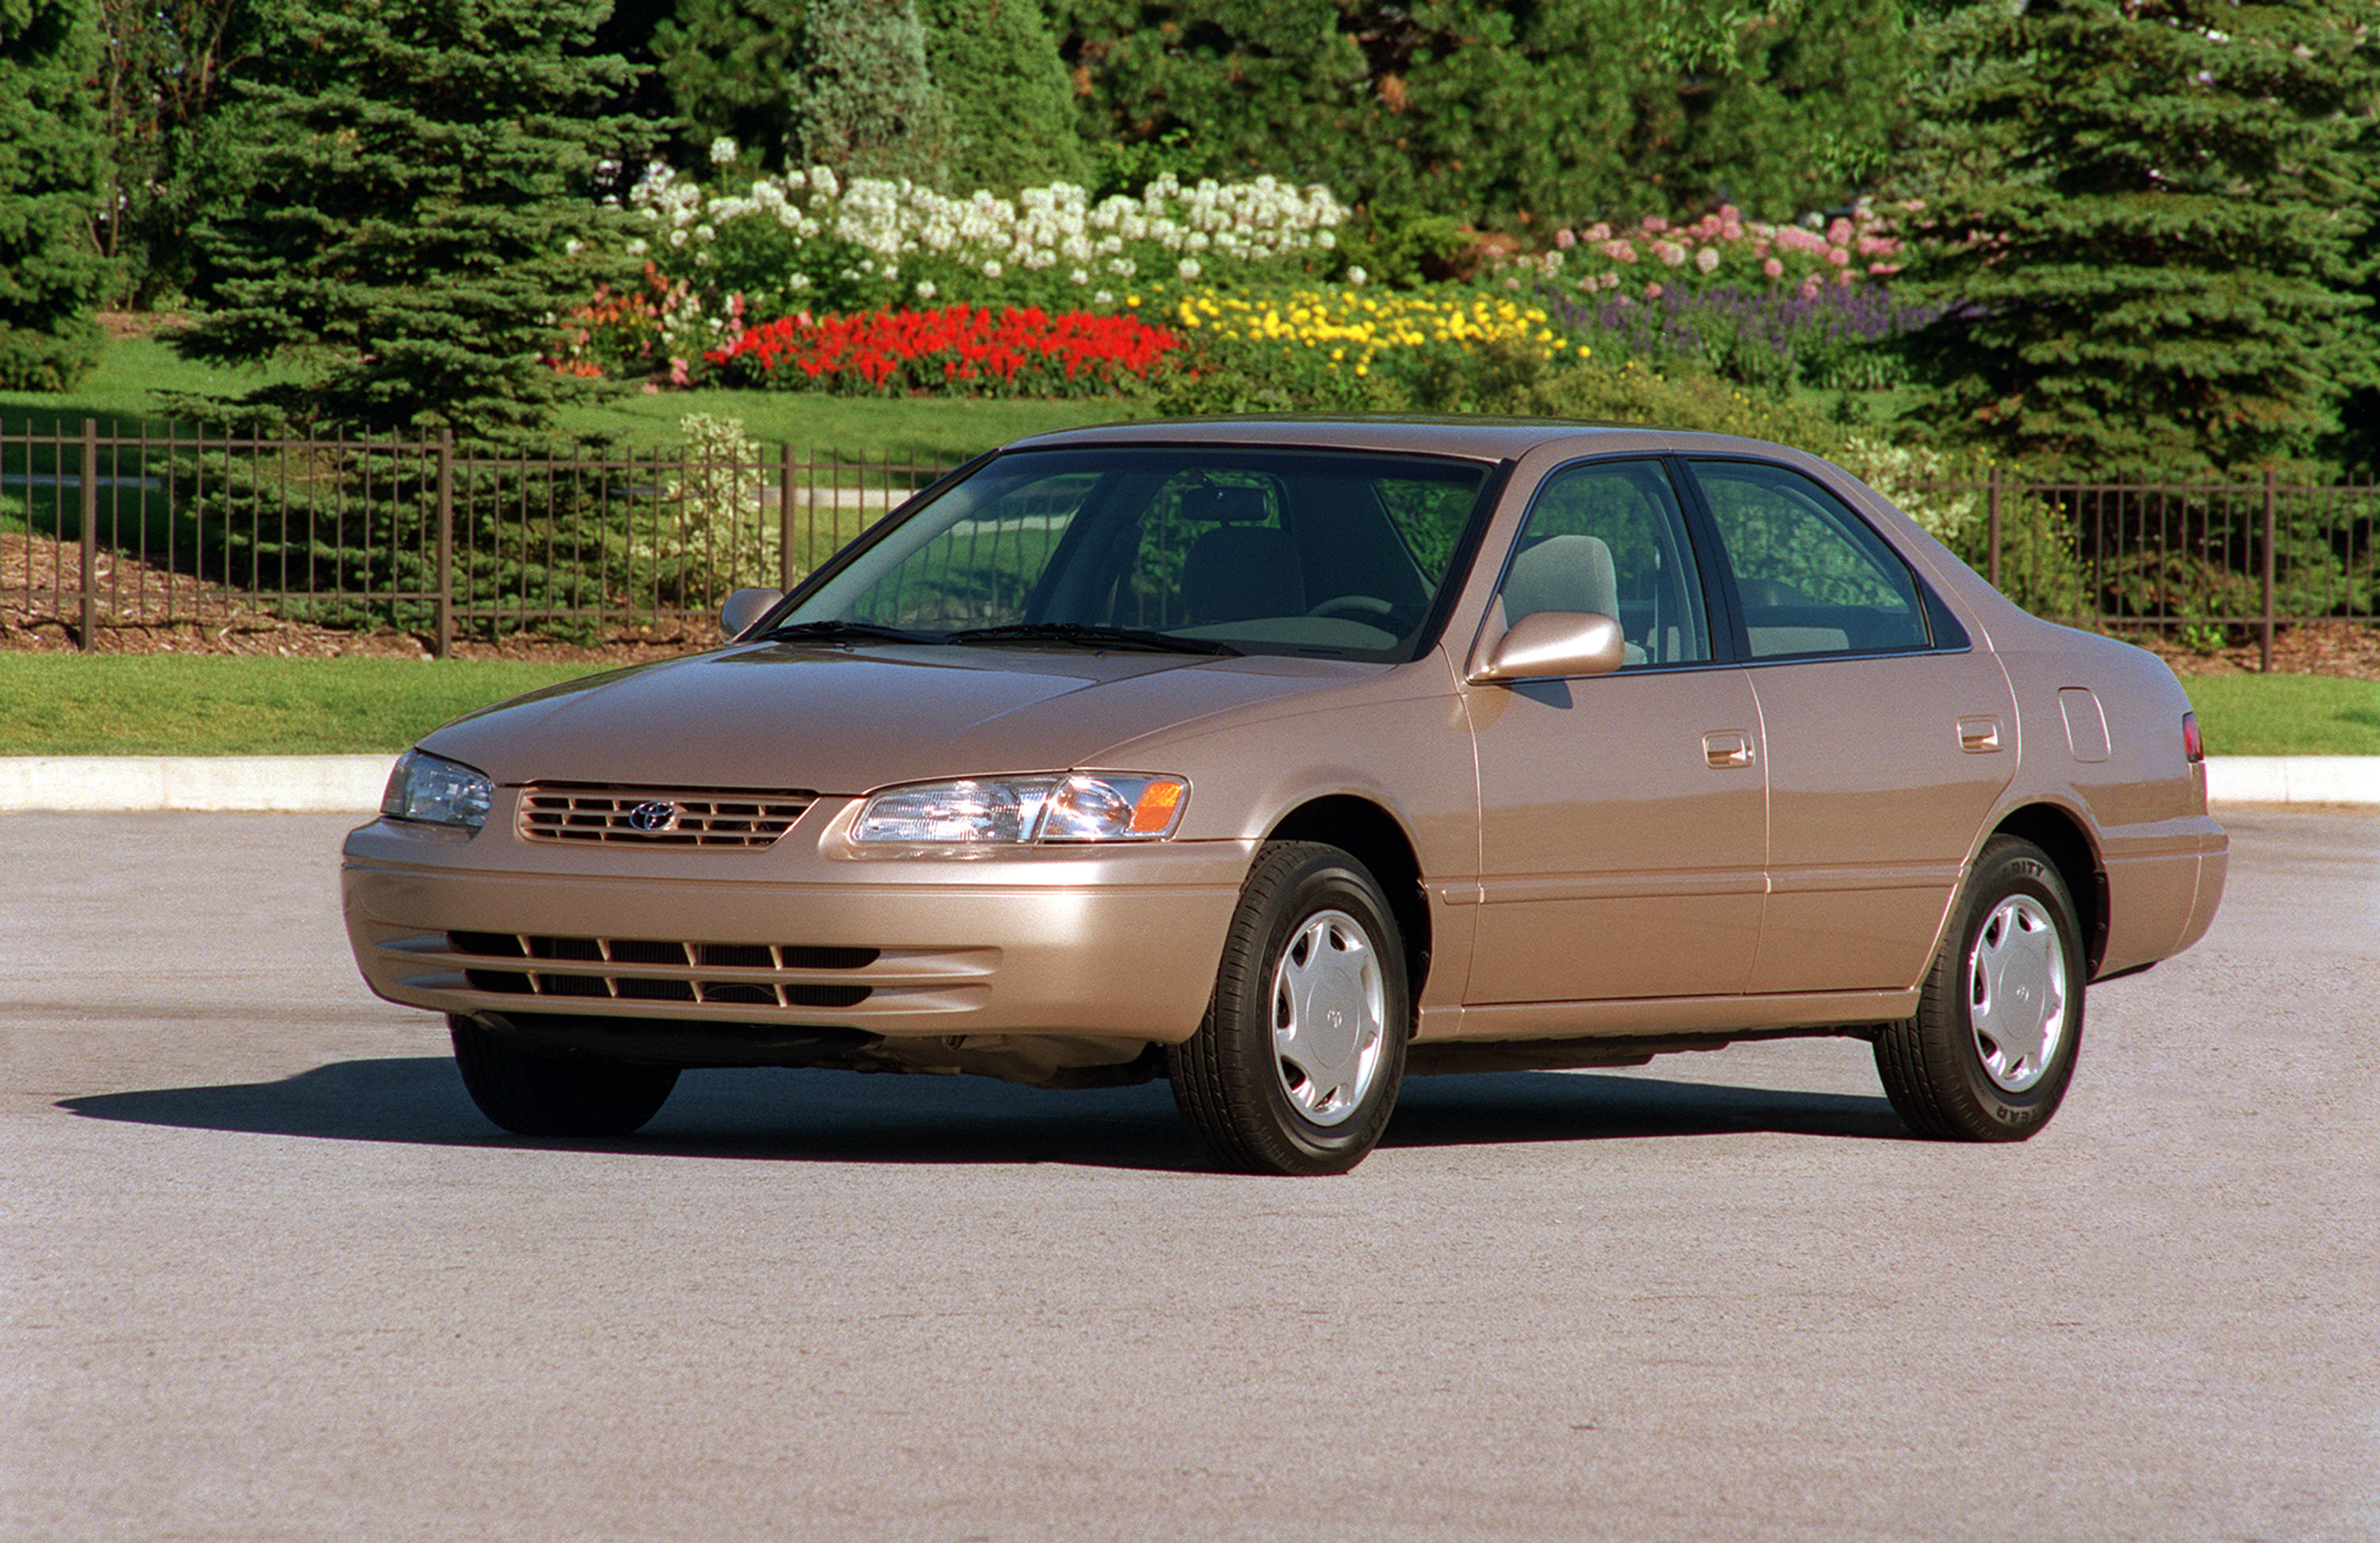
1703, 730, 1756, 770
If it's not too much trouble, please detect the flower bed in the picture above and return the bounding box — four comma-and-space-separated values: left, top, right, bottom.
704, 304, 1182, 396
1171, 289, 1580, 377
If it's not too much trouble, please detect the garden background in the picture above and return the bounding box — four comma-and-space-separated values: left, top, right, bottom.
4, 0, 2379, 738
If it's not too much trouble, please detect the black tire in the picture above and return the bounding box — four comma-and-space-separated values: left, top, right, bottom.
448, 1015, 679, 1138
1875, 836, 2084, 1142
1167, 842, 1410, 1176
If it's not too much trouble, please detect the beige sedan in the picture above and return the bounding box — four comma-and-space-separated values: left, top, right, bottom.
344, 420, 2226, 1173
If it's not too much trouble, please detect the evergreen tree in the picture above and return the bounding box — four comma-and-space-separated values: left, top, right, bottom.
171, 0, 654, 442
0, 0, 111, 390
917, 0, 1086, 194
785, 0, 951, 185
651, 0, 807, 169
1898, 1, 2376, 477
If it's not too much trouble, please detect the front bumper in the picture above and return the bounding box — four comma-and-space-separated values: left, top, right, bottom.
342, 794, 1255, 1057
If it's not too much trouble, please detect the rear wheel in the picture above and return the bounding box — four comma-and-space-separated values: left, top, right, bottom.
1168, 843, 1409, 1175
448, 1015, 679, 1138
1875, 836, 2083, 1141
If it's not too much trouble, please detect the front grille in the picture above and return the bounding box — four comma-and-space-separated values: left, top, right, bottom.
518, 785, 814, 848
447, 931, 878, 1009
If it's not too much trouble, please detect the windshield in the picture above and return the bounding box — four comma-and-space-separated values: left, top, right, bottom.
771, 445, 1495, 662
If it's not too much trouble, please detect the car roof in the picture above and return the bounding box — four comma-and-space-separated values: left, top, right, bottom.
1005, 415, 1793, 464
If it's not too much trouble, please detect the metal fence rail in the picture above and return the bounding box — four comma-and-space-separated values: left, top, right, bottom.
8, 418, 2378, 666
2, 418, 960, 655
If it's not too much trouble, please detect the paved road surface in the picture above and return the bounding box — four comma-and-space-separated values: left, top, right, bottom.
3, 812, 2374, 1541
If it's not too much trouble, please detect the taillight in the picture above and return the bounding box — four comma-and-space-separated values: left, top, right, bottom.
2181, 712, 2204, 764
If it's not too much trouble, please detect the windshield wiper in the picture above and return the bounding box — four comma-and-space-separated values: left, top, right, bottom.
760, 619, 945, 646
946, 622, 1242, 657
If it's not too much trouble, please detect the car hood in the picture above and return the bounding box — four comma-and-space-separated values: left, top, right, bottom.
417, 642, 1384, 793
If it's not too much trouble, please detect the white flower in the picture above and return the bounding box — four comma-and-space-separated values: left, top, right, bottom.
625, 238, 647, 256
983, 259, 1003, 278
668, 228, 688, 248
1316, 229, 1335, 250
1093, 290, 1113, 305
1177, 258, 1202, 280
1346, 265, 1367, 286
708, 136, 739, 166
1069, 267, 1090, 286
916, 279, 936, 300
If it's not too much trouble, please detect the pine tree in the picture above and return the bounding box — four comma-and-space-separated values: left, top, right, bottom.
1898, 1, 2376, 477
917, 0, 1086, 194
0, 0, 112, 390
171, 0, 654, 442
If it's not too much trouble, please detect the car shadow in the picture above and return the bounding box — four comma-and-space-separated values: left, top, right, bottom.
56, 1057, 1909, 1169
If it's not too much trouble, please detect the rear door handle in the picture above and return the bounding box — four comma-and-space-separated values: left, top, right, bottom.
1959, 716, 2003, 754
1703, 730, 1756, 770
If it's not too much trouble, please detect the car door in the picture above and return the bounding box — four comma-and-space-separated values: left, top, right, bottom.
1461, 457, 1767, 1005
1682, 457, 2017, 994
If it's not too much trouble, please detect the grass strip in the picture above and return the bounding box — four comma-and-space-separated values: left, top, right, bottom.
2179, 673, 2380, 757
0, 654, 599, 755
1, 652, 2375, 758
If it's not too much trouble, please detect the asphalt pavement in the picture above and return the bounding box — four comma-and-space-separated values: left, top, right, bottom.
2, 810, 2374, 1541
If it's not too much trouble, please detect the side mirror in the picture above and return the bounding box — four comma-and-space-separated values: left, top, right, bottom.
1468, 610, 1626, 683
719, 587, 782, 639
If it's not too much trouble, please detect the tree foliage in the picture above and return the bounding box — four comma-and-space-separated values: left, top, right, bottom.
88, 0, 266, 308
918, 0, 1086, 194
1898, 0, 2377, 478
171, 0, 655, 443
651, 0, 808, 170
0, 0, 111, 389
1050, 0, 1913, 228
783, 0, 951, 184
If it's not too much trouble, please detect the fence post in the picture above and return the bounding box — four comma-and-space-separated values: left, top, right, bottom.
79, 418, 99, 651
435, 429, 455, 660
1986, 466, 2002, 591
2259, 469, 2276, 674
779, 443, 799, 593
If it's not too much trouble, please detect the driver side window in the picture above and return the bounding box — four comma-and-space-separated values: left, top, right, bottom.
1500, 460, 1711, 668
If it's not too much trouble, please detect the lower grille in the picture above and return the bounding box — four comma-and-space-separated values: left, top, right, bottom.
447, 931, 877, 1009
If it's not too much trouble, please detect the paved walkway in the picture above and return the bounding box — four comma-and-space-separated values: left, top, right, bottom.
0, 754, 2373, 812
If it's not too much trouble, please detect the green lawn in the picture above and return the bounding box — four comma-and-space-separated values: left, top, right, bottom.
2179, 673, 2380, 757
0, 336, 1140, 463
0, 654, 595, 755
0, 651, 2374, 758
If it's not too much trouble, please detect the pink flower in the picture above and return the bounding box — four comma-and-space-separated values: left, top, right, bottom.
1645, 282, 1664, 299
1762, 256, 1784, 279
1826, 217, 1855, 245
1826, 246, 1850, 267
1799, 276, 1821, 300
1695, 246, 1720, 274
1653, 240, 1687, 267
1554, 228, 1576, 250
1641, 215, 1669, 233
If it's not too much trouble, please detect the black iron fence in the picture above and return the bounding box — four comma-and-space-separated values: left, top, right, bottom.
6, 418, 2377, 666
2, 418, 960, 654
1905, 469, 2380, 671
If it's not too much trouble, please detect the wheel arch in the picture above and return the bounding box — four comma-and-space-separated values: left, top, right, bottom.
1262, 795, 1431, 1000
1989, 801, 2106, 975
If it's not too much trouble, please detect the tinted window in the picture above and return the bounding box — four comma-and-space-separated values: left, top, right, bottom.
790, 447, 1493, 662
1499, 459, 1710, 668
1689, 459, 1929, 658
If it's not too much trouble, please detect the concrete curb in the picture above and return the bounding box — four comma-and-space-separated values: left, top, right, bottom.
0, 755, 395, 812
1, 754, 2376, 813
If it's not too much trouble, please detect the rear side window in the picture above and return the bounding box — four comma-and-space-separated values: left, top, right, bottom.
1687, 459, 1930, 658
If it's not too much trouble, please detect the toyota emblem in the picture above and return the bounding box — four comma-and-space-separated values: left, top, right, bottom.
626, 799, 678, 833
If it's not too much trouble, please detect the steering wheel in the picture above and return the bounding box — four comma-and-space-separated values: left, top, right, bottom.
1308, 594, 1398, 622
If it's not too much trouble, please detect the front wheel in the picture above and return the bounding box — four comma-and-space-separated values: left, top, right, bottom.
448, 1015, 679, 1138
1168, 843, 1410, 1175
1875, 836, 2084, 1141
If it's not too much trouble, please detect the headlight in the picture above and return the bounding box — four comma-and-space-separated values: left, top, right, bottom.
853, 773, 1187, 846
381, 749, 493, 831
